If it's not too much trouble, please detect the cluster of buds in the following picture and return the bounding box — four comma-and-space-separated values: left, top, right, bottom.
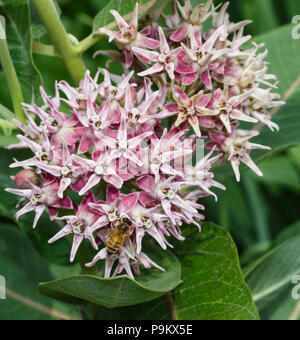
6, 0, 283, 278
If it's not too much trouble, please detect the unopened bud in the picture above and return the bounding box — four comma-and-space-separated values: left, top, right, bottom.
14, 169, 40, 189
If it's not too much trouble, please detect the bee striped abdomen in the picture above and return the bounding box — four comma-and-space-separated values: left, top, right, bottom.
107, 232, 125, 254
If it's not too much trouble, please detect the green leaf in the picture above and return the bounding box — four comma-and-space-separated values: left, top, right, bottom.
237, 0, 280, 36
93, 296, 171, 320
245, 231, 300, 320
93, 0, 170, 32
285, 0, 300, 20
0, 0, 42, 103
171, 222, 259, 320
249, 156, 300, 193
39, 244, 182, 308
0, 223, 80, 320
251, 25, 300, 160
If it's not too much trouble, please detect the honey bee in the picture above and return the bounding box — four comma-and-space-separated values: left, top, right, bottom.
107, 217, 132, 255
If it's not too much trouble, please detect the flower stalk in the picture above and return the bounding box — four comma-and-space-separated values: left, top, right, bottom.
32, 0, 86, 84
0, 24, 25, 123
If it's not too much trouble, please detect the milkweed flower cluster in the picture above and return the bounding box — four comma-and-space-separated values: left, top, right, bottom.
6, 0, 283, 278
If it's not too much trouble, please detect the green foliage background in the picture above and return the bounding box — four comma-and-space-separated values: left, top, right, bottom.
0, 0, 299, 320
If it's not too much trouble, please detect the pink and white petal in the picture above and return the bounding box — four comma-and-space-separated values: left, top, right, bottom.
128, 131, 153, 149
230, 157, 241, 182
158, 27, 170, 53
107, 185, 120, 203
94, 132, 116, 149
136, 227, 145, 254
165, 62, 175, 80
86, 248, 107, 268
104, 174, 123, 189
182, 73, 198, 86
16, 202, 36, 221
138, 252, 165, 272
146, 227, 167, 250
85, 228, 98, 250
200, 70, 212, 89
170, 23, 189, 42
48, 224, 73, 244
104, 256, 115, 278
240, 153, 263, 178
117, 113, 128, 142
172, 195, 198, 214
230, 109, 258, 123
139, 192, 157, 208
78, 134, 94, 154
188, 116, 201, 137
58, 178, 72, 198
123, 149, 142, 167
79, 174, 100, 196
90, 216, 109, 232
119, 256, 134, 279
138, 63, 164, 77
136, 175, 155, 192
220, 113, 232, 133
173, 86, 189, 102
70, 234, 84, 262
124, 49, 133, 69
141, 36, 159, 49
121, 193, 139, 212
110, 10, 129, 30
131, 46, 159, 62
33, 204, 45, 229
48, 207, 58, 220
6, 188, 31, 197
161, 199, 176, 224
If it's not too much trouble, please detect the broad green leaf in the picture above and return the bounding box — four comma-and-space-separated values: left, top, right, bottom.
93, 0, 170, 32
171, 222, 259, 320
288, 145, 300, 172
0, 148, 73, 266
0, 0, 42, 103
285, 0, 300, 20
39, 244, 182, 308
249, 156, 300, 193
274, 220, 300, 247
0, 224, 80, 320
252, 25, 300, 160
237, 0, 279, 36
93, 296, 171, 320
245, 232, 300, 320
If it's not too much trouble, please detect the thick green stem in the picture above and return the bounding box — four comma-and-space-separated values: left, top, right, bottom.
0, 25, 25, 123
77, 33, 103, 54
32, 0, 86, 84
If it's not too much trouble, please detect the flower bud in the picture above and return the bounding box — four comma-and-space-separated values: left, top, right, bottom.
14, 169, 40, 189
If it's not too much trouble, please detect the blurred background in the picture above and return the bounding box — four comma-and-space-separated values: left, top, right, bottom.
0, 0, 299, 319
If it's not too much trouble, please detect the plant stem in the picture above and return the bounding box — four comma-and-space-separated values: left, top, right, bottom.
32, 41, 58, 57
0, 26, 26, 123
32, 0, 86, 84
77, 33, 103, 54
0, 103, 14, 120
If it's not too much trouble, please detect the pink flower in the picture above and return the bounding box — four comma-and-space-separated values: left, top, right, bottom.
172, 85, 215, 136
6, 179, 73, 228
98, 4, 159, 67
95, 110, 153, 167
133, 27, 182, 79
49, 194, 107, 262
72, 151, 123, 195
208, 129, 271, 182
170, 0, 215, 42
